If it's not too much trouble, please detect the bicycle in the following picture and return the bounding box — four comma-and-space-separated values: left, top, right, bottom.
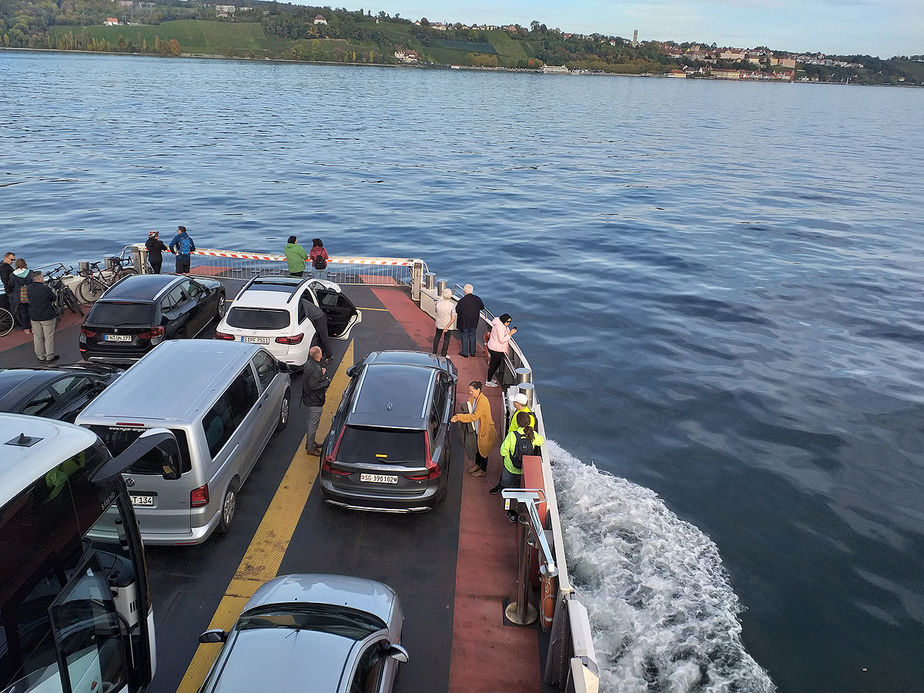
76, 258, 138, 304
44, 264, 84, 317
0, 305, 13, 337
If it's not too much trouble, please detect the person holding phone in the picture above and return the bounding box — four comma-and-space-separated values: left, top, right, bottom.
485, 312, 516, 387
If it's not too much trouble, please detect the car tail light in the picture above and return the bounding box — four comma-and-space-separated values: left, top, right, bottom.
407, 431, 441, 480
322, 428, 346, 472
190, 484, 209, 507
275, 333, 305, 345
322, 460, 351, 476
81, 326, 98, 338
139, 326, 165, 342
214, 330, 235, 340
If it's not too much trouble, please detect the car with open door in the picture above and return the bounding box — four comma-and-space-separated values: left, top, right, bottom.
215, 276, 360, 369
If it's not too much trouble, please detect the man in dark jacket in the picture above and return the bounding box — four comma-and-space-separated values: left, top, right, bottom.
454, 283, 484, 358
300, 346, 331, 456
26, 271, 59, 361
0, 252, 15, 317
301, 297, 332, 361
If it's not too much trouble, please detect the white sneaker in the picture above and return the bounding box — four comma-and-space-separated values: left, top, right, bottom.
484, 380, 498, 387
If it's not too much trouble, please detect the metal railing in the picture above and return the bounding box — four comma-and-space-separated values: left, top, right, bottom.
126, 244, 428, 288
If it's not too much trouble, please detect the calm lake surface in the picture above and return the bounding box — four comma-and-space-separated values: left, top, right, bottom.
2, 50, 923, 691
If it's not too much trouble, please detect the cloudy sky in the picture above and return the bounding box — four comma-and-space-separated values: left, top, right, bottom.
356, 0, 922, 58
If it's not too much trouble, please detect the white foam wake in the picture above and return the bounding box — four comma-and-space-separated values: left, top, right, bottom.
547, 441, 776, 692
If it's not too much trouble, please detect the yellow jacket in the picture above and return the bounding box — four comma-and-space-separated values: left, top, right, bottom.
507, 405, 536, 435
454, 393, 497, 458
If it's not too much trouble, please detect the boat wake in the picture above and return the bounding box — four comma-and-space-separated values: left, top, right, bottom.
548, 441, 776, 692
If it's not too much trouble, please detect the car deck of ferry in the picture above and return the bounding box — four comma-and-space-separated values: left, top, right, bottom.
0, 273, 552, 692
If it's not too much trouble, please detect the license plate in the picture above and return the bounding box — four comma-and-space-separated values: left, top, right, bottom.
242, 336, 270, 344
104, 334, 132, 342
360, 473, 398, 484
130, 494, 155, 506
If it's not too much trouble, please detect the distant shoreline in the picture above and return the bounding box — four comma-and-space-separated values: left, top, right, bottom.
3, 46, 918, 86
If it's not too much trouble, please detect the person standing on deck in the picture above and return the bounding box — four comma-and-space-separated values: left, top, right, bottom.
285, 236, 309, 277
1, 252, 18, 324
300, 346, 331, 456
490, 410, 544, 500
450, 381, 497, 478
169, 226, 195, 274
145, 230, 171, 274
507, 393, 536, 435
10, 259, 33, 334
309, 238, 329, 279
455, 283, 483, 358
26, 272, 58, 362
301, 297, 333, 362
485, 313, 516, 387
432, 288, 455, 357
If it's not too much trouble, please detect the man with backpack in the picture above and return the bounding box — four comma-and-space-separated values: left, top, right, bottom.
490, 410, 544, 514
169, 225, 196, 274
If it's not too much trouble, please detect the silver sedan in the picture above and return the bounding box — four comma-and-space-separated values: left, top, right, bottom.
197, 574, 408, 693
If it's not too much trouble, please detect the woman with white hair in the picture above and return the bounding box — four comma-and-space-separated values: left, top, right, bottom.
432, 287, 456, 356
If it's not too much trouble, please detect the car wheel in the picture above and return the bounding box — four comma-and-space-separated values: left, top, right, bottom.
216, 293, 227, 318
277, 387, 290, 432
217, 481, 238, 534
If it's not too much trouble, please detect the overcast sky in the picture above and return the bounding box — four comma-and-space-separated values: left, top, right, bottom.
349, 0, 922, 58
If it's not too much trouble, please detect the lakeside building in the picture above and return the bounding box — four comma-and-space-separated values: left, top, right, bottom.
313, 14, 327, 25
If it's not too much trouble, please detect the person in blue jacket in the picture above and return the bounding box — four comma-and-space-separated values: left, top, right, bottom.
169, 226, 196, 274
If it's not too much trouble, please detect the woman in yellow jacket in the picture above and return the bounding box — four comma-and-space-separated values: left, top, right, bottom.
490, 410, 545, 495
450, 380, 497, 478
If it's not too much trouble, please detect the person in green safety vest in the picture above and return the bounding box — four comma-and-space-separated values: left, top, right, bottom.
507, 392, 536, 435
491, 410, 544, 498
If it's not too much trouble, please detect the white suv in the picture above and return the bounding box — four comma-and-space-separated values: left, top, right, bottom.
215, 276, 361, 368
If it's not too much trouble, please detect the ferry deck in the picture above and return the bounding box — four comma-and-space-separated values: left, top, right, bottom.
0, 251, 598, 693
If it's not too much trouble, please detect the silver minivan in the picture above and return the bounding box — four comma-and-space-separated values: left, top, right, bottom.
76, 339, 291, 545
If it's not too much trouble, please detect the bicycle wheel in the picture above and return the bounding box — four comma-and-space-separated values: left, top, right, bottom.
77, 277, 107, 304
0, 307, 13, 337
115, 268, 138, 281
64, 287, 84, 315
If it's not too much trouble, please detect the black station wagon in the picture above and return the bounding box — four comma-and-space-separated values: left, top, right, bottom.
319, 350, 457, 512
79, 274, 226, 364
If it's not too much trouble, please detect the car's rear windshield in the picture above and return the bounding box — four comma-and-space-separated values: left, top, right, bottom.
89, 425, 192, 474
226, 307, 290, 330
338, 426, 425, 465
88, 301, 155, 325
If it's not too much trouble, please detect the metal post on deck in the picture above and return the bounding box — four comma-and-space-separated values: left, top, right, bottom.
501, 489, 557, 626
411, 260, 424, 304
131, 243, 148, 274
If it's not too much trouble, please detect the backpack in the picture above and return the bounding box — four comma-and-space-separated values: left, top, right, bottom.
509, 431, 534, 471
313, 252, 327, 270
178, 236, 193, 255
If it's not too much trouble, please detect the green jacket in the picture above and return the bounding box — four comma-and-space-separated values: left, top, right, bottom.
499, 428, 545, 475
284, 242, 309, 273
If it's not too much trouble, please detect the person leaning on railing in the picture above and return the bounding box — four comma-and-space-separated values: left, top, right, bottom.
145, 230, 171, 274
491, 410, 544, 503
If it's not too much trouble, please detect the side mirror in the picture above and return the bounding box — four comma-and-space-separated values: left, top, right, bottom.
386, 644, 409, 664
346, 364, 360, 378
198, 629, 228, 644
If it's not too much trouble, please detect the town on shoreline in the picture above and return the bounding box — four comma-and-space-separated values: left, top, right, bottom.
2, 0, 921, 86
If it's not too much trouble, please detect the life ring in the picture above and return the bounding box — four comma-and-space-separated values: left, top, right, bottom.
540, 567, 557, 631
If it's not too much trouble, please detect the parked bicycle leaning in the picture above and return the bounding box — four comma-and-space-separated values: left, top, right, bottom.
44, 264, 83, 316
76, 257, 138, 304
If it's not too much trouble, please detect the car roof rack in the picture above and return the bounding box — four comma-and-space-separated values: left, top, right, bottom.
236, 271, 262, 300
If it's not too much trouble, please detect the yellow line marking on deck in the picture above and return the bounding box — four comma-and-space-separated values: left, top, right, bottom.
176, 343, 354, 692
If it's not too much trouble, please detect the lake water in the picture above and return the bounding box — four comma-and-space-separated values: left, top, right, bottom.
2, 50, 923, 692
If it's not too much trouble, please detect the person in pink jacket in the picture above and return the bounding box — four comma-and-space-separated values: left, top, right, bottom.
485, 313, 516, 387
